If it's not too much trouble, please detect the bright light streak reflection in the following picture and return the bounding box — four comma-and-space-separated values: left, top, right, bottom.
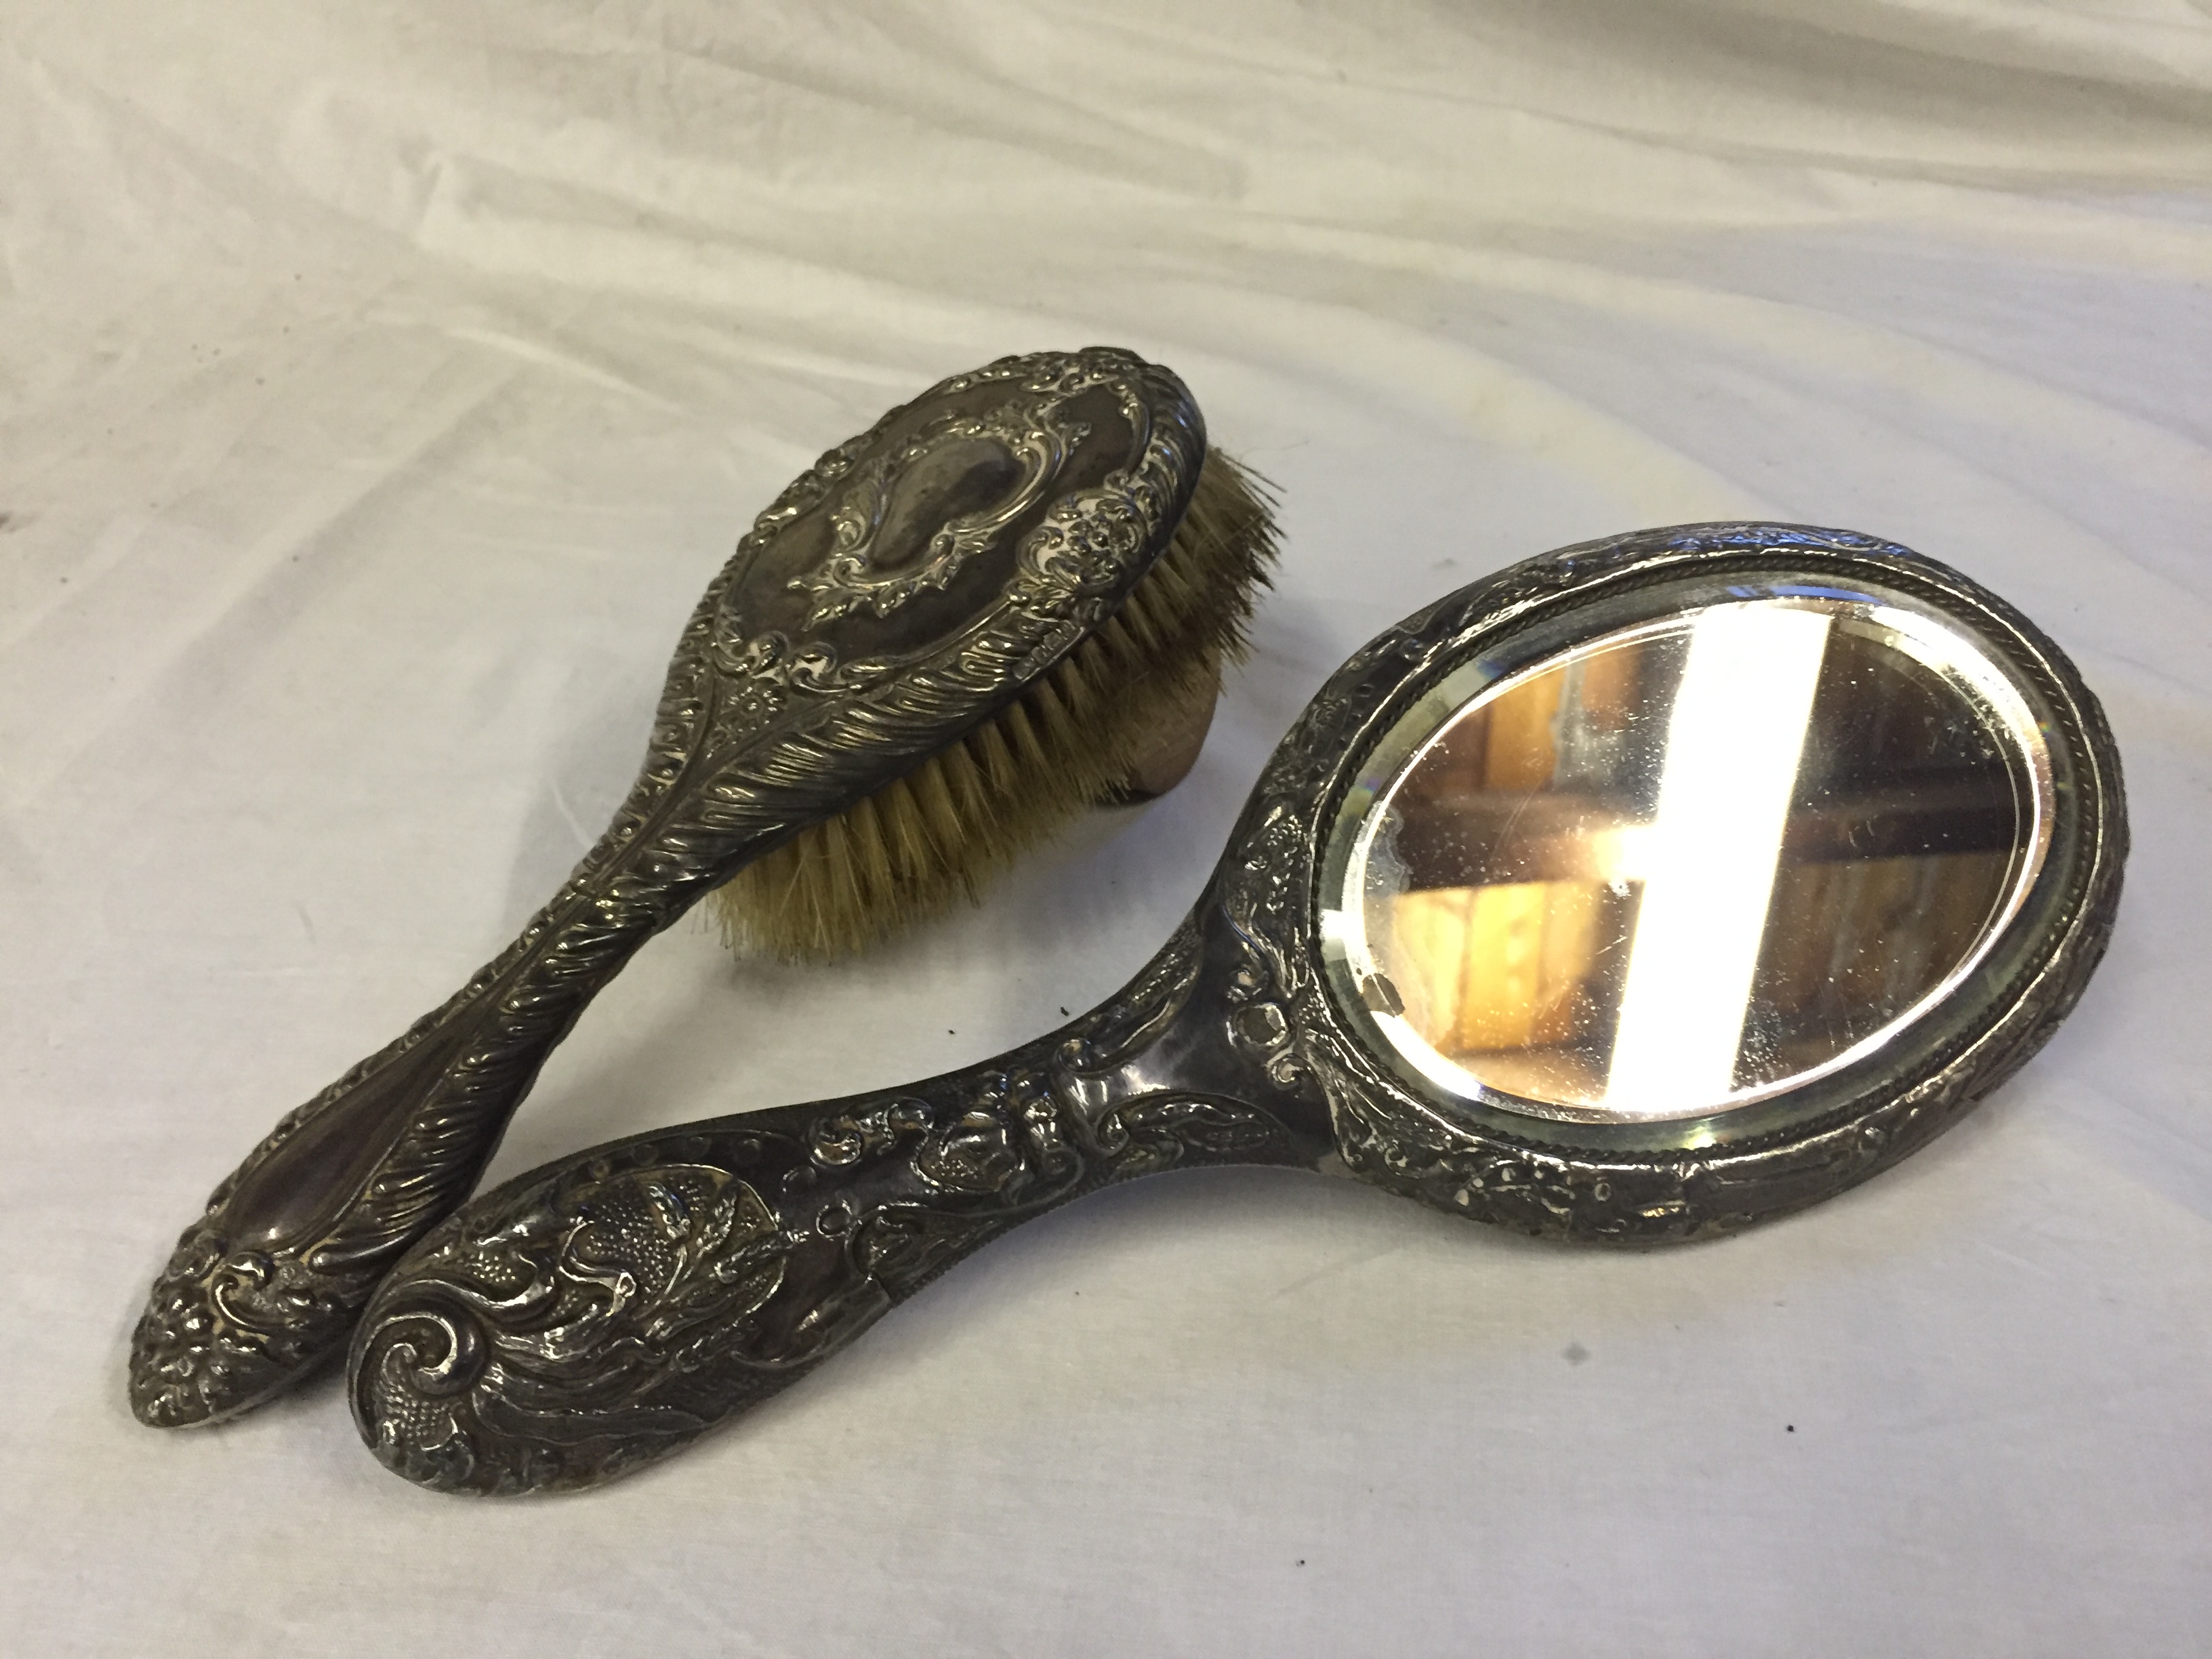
1603, 605, 1832, 1115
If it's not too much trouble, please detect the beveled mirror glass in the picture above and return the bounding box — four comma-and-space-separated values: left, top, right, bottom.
1325, 595, 2053, 1124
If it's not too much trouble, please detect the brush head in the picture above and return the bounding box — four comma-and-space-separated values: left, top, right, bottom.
710, 447, 1278, 959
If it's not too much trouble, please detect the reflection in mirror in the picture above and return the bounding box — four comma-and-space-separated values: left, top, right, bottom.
1334, 596, 2053, 1123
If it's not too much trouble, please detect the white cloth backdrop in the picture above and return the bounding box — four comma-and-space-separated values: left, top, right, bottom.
4, 3, 2207, 1654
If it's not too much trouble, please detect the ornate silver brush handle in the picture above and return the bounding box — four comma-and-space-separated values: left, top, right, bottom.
349, 915, 1338, 1494
130, 763, 771, 1427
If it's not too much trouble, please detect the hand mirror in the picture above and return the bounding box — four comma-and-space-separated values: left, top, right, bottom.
351, 523, 2125, 1494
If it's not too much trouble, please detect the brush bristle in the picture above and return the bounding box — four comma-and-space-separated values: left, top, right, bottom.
710, 449, 1279, 960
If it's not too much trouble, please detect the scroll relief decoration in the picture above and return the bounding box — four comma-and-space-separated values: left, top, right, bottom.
787, 397, 1092, 626
352, 917, 1295, 1494
133, 348, 1200, 1428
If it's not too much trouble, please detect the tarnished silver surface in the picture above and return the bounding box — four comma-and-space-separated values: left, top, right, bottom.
350, 523, 2126, 1494
350, 914, 1326, 1494
131, 348, 1210, 1427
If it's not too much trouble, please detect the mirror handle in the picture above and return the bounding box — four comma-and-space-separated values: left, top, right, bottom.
348, 923, 1316, 1494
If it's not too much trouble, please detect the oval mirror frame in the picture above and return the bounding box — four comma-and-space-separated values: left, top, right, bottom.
1322, 593, 2055, 1130
1231, 523, 2123, 1239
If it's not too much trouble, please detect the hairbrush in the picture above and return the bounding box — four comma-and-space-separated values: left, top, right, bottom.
130, 346, 1279, 1427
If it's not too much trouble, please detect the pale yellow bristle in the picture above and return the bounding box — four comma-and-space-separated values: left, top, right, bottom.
710, 448, 1280, 960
